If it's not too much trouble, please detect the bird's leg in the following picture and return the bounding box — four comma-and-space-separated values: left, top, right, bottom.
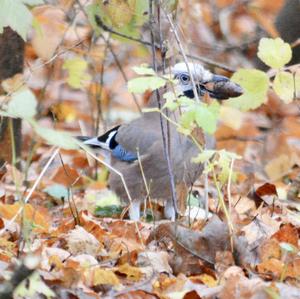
129, 199, 141, 220
164, 199, 176, 221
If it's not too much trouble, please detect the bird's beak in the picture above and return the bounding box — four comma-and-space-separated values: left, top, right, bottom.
197, 74, 243, 100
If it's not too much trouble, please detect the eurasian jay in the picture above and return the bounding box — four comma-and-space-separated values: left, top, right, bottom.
79, 63, 243, 220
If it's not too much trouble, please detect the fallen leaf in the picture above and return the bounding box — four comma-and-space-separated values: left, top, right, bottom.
0, 203, 50, 233
66, 225, 102, 256
257, 258, 284, 277
271, 223, 299, 247
90, 267, 120, 286
117, 263, 143, 282
51, 164, 83, 187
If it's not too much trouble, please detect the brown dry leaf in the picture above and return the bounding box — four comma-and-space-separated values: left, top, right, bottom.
248, 6, 279, 37
137, 251, 172, 275
117, 290, 158, 299
147, 215, 230, 266
51, 218, 75, 237
61, 266, 82, 287
233, 196, 256, 214
80, 211, 108, 243
110, 220, 145, 251
215, 251, 235, 277
271, 223, 299, 247
254, 0, 284, 13
153, 274, 187, 296
264, 153, 297, 181
256, 182, 278, 197
241, 213, 281, 245
117, 262, 143, 282
66, 225, 103, 256
259, 238, 281, 262
51, 164, 83, 187
0, 218, 4, 229
32, 5, 67, 60
257, 258, 284, 278
285, 258, 300, 279
220, 266, 266, 299
0, 203, 50, 233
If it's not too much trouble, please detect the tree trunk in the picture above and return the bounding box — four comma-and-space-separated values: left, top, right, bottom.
0, 27, 24, 167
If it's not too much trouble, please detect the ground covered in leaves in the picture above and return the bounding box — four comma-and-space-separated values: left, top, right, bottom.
0, 0, 300, 298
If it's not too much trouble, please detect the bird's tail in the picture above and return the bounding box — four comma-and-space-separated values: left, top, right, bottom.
76, 136, 105, 150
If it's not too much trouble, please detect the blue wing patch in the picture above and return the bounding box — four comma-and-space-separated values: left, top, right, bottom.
112, 144, 137, 162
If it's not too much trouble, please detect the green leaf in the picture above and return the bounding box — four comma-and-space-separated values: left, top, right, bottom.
179, 109, 195, 132
194, 102, 220, 134
44, 184, 69, 201
7, 89, 37, 119
86, 4, 102, 35
179, 102, 219, 135
22, 0, 44, 4
226, 69, 269, 111
62, 58, 91, 89
0, 0, 32, 40
128, 76, 166, 93
192, 150, 216, 164
258, 37, 292, 69
163, 91, 179, 111
94, 205, 122, 217
280, 242, 296, 253
34, 124, 79, 150
273, 71, 295, 103
14, 272, 55, 298
132, 65, 156, 76
87, 1, 148, 40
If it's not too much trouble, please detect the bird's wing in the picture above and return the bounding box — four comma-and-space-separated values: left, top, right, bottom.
115, 111, 163, 154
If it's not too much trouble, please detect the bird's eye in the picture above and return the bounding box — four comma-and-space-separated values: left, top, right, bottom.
179, 74, 190, 84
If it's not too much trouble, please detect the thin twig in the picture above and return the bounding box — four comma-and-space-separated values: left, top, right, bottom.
136, 150, 154, 220
149, 0, 178, 219
94, 14, 235, 72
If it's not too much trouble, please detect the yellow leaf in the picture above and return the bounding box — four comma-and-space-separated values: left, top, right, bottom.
0, 203, 50, 233
51, 102, 78, 122
92, 268, 120, 286
101, 0, 134, 27
63, 57, 91, 89
117, 263, 142, 281
48, 255, 64, 271
197, 274, 217, 287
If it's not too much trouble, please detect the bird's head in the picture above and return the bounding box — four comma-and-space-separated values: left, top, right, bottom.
172, 62, 243, 100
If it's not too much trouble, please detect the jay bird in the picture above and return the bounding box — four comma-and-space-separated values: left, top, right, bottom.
79, 63, 243, 220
